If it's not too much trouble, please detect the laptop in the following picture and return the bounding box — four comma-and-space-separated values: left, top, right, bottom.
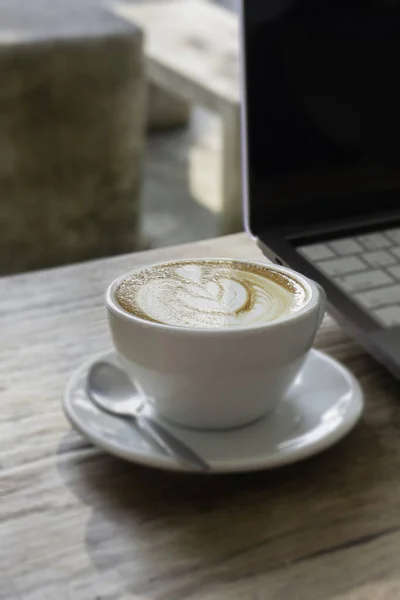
240, 0, 400, 377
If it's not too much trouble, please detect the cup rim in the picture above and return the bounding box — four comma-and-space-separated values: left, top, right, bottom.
106, 257, 320, 335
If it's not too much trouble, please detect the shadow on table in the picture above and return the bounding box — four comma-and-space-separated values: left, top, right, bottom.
56, 413, 386, 599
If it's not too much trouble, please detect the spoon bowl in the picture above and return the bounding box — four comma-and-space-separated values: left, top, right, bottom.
86, 360, 210, 471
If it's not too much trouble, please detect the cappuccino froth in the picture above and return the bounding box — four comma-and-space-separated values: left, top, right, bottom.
115, 260, 308, 329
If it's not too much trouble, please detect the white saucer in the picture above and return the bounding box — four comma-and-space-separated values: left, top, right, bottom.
63, 349, 364, 474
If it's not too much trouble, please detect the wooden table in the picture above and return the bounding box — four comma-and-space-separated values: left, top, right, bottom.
1, 233, 400, 599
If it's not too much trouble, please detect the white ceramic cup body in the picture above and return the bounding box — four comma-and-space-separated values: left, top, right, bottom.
106, 259, 326, 430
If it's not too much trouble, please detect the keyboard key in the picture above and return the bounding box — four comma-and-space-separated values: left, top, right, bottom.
317, 256, 366, 276
363, 250, 396, 268
373, 305, 400, 327
357, 233, 391, 250
329, 238, 363, 255
355, 285, 400, 309
386, 228, 400, 244
299, 244, 335, 261
391, 247, 400, 259
335, 270, 393, 293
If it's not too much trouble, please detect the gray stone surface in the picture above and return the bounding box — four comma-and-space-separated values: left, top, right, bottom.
0, 0, 136, 42
0, 1, 146, 274
0, 0, 239, 274
147, 83, 190, 131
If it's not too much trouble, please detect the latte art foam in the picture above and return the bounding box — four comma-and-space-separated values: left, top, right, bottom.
115, 260, 308, 329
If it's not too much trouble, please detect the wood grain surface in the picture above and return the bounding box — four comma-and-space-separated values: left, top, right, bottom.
1, 233, 400, 600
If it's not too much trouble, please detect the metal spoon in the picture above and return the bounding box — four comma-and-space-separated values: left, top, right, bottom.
86, 360, 210, 471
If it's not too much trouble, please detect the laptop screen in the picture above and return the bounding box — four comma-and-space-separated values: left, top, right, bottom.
242, 0, 400, 233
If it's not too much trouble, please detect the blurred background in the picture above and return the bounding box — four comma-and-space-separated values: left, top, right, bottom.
0, 0, 240, 276
138, 0, 238, 248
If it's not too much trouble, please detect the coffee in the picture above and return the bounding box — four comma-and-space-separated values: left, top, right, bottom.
115, 260, 308, 329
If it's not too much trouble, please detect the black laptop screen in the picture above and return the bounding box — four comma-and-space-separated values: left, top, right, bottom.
242, 0, 400, 232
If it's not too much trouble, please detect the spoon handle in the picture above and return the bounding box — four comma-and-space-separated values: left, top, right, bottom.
136, 416, 210, 471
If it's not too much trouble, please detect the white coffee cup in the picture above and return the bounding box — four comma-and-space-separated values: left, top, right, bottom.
106, 259, 326, 430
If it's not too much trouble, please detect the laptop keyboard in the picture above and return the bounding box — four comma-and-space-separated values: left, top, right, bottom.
298, 227, 400, 327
